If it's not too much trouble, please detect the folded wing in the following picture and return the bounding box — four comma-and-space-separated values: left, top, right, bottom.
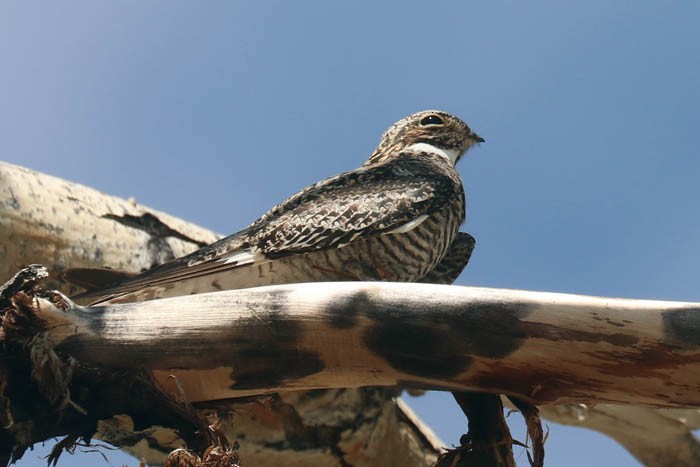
71, 153, 463, 304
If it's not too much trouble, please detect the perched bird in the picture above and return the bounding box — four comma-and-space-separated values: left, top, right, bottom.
70, 110, 483, 304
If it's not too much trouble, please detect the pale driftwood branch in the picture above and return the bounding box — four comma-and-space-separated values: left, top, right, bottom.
0, 161, 220, 282
32, 282, 700, 407
536, 404, 700, 467
4, 161, 700, 466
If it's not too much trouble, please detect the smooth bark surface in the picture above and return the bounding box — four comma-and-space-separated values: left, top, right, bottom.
31, 282, 700, 408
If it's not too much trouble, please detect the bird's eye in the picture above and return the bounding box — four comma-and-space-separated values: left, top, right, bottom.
420, 115, 444, 126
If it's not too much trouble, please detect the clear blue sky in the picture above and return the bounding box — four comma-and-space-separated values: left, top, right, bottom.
3, 2, 700, 466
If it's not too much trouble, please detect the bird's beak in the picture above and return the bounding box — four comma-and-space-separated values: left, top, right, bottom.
473, 134, 485, 143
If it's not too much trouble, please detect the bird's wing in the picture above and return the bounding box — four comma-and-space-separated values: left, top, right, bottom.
418, 232, 475, 285
72, 153, 463, 303
247, 155, 462, 257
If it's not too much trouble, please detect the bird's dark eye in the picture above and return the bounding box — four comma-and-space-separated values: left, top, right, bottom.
420, 115, 444, 126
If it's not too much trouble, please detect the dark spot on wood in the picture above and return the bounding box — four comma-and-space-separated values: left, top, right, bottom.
359, 297, 531, 378
92, 247, 103, 262
59, 291, 326, 389
230, 348, 325, 390
5, 188, 20, 210
605, 319, 626, 328
471, 364, 593, 405
229, 290, 325, 387
590, 345, 679, 378
35, 219, 65, 235
522, 322, 639, 346
365, 319, 473, 378
146, 237, 176, 267
662, 307, 700, 348
324, 291, 369, 329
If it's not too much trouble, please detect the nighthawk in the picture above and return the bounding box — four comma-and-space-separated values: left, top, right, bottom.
70, 110, 483, 304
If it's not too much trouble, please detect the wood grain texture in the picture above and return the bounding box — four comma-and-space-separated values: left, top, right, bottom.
32, 282, 700, 408
0, 162, 220, 283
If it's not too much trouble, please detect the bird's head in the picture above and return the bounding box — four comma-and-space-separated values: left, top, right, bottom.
365, 110, 484, 166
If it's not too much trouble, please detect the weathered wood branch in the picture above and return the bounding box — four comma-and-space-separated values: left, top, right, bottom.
4, 160, 700, 466
28, 281, 700, 407
0, 162, 220, 282
535, 404, 700, 467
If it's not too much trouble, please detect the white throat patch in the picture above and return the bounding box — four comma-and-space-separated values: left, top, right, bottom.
406, 142, 460, 165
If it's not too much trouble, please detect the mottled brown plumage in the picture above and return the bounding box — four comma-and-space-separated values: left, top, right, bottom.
71, 110, 482, 304
419, 232, 475, 285
367, 110, 483, 165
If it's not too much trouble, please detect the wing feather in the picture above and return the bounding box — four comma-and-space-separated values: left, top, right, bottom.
250, 155, 461, 257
